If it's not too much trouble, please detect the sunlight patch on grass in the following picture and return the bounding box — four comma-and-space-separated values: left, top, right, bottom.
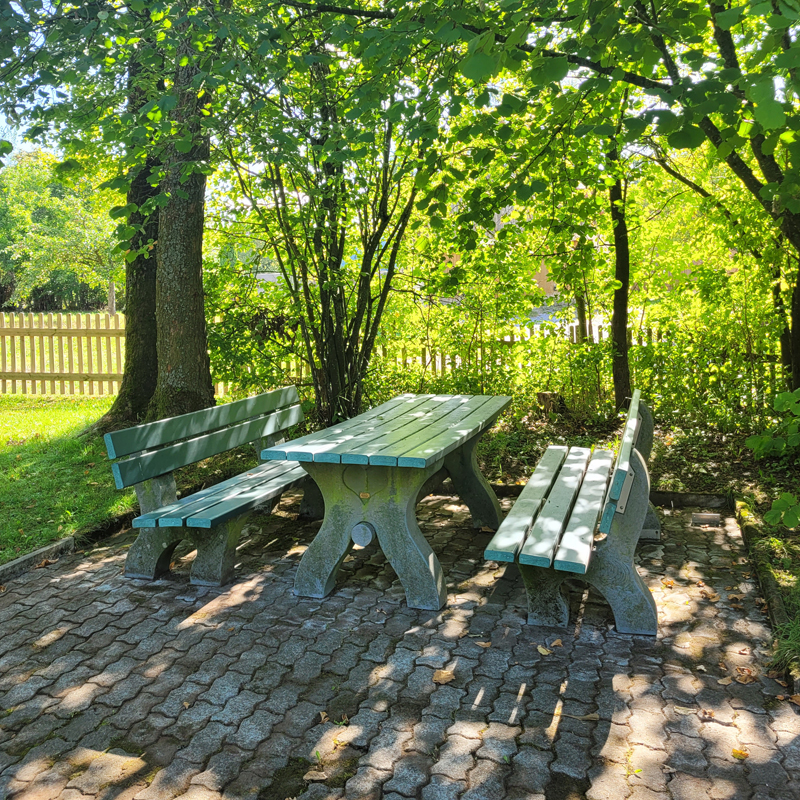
0, 395, 135, 565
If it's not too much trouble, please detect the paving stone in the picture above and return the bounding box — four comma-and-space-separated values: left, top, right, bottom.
431, 734, 481, 780
421, 774, 467, 800
383, 753, 434, 796
343, 766, 390, 800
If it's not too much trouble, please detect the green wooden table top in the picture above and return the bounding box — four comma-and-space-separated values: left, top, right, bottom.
262, 393, 512, 469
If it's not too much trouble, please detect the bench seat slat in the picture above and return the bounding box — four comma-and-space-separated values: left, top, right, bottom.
186, 465, 309, 528
105, 386, 300, 459
484, 446, 568, 562
553, 449, 615, 574
518, 447, 591, 568
132, 460, 288, 528
134, 461, 303, 528
113, 404, 303, 489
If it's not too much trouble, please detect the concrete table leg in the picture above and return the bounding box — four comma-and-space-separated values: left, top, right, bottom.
294, 460, 448, 610
444, 434, 503, 530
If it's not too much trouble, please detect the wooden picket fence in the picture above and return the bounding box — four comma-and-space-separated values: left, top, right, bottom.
0, 312, 126, 396
0, 312, 237, 397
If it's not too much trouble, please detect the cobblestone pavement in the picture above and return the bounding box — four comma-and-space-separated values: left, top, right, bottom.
1, 491, 799, 800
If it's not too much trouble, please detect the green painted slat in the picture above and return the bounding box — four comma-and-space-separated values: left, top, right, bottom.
105, 386, 300, 459
262, 394, 424, 462
131, 460, 286, 528
484, 446, 568, 562
363, 395, 478, 466
187, 465, 309, 528
518, 447, 591, 568
112, 404, 303, 488
396, 396, 512, 468
553, 449, 614, 574
598, 500, 616, 535
135, 461, 298, 527
331, 395, 453, 464
608, 389, 641, 502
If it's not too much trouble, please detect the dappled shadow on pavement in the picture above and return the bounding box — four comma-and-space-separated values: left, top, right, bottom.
0, 492, 798, 800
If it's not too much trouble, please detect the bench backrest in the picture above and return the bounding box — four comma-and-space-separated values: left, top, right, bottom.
598, 389, 644, 534
104, 386, 303, 489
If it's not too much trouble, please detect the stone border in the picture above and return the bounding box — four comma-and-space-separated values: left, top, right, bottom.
0, 536, 75, 585
736, 498, 800, 693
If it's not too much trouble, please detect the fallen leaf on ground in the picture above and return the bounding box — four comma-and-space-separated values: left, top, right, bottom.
738, 648, 750, 655
730, 603, 744, 611
303, 770, 327, 782
320, 711, 329, 724
789, 695, 800, 707
673, 706, 696, 716
537, 646, 552, 656
777, 695, 786, 701
718, 661, 727, 670
34, 559, 56, 569
700, 709, 715, 719
0, 586, 5, 593
551, 639, 563, 647
476, 642, 492, 648
728, 594, 745, 601
662, 578, 675, 588
696, 665, 707, 672
696, 581, 705, 587
182, 702, 191, 709
718, 677, 733, 685
732, 749, 749, 760
700, 590, 720, 602
736, 675, 757, 685
433, 670, 455, 685
662, 765, 677, 774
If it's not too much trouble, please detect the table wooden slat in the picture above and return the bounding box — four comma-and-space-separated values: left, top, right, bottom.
396, 395, 512, 468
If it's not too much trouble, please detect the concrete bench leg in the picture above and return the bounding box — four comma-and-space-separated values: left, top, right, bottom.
444, 433, 503, 530
641, 503, 662, 541
189, 517, 247, 586
516, 564, 570, 627
125, 475, 184, 580
584, 449, 657, 635
295, 461, 447, 610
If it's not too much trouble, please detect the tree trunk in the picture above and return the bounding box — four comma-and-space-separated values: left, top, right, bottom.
575, 291, 588, 343
146, 35, 214, 420
773, 260, 793, 390
101, 163, 160, 424
609, 173, 632, 409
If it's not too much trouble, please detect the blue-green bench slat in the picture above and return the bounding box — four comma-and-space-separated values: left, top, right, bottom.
105, 386, 300, 459
484, 446, 568, 562
607, 389, 640, 502
145, 461, 304, 527
132, 460, 286, 528
553, 449, 615, 574
186, 465, 309, 528
112, 404, 303, 489
518, 447, 591, 567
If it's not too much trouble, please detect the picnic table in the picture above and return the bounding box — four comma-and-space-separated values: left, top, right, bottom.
262, 393, 512, 610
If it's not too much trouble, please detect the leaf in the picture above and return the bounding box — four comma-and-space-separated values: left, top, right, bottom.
433, 670, 456, 685
476, 642, 492, 648
541, 57, 569, 83
537, 646, 552, 655
715, 6, 745, 29
673, 706, 696, 715
459, 52, 498, 83
551, 639, 563, 647
320, 711, 329, 723
668, 125, 706, 149
754, 100, 786, 130
732, 748, 749, 760
789, 695, 800, 706
718, 677, 734, 685
662, 578, 675, 588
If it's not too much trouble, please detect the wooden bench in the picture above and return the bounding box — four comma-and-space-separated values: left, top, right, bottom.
104, 386, 323, 586
484, 390, 660, 635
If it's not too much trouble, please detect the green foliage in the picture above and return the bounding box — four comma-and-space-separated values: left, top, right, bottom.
0, 150, 122, 308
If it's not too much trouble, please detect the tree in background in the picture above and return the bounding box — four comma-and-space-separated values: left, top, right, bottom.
0, 149, 122, 310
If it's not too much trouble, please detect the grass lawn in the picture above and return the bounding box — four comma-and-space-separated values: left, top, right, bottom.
0, 394, 131, 565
